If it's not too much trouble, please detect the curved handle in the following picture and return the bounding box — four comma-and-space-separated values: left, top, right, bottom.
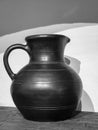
3, 44, 30, 80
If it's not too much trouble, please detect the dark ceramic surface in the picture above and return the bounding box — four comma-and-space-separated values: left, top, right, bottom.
3, 34, 83, 121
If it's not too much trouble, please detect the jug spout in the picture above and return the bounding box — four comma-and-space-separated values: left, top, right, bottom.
25, 34, 70, 63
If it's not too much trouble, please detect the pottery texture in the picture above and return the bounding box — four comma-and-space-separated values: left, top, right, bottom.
3, 34, 83, 121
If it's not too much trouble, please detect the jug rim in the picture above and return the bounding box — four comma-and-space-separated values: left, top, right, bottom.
25, 34, 70, 42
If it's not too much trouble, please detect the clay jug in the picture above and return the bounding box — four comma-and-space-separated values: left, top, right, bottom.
3, 34, 83, 121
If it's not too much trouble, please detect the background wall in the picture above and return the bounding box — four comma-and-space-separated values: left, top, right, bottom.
0, 0, 98, 36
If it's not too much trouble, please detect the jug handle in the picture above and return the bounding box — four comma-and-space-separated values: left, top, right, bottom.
3, 44, 30, 80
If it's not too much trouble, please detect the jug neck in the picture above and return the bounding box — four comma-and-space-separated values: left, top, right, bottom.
25, 34, 70, 63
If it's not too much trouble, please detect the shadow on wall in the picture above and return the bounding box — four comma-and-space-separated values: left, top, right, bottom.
64, 55, 95, 112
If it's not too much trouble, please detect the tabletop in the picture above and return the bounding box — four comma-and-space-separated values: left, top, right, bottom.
0, 106, 98, 130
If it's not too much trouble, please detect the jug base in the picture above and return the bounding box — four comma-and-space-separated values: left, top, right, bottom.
18, 106, 80, 122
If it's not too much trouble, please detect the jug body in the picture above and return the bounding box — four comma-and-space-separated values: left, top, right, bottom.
3, 34, 83, 121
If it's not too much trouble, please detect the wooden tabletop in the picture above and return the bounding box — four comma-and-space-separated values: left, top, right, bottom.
0, 106, 98, 130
